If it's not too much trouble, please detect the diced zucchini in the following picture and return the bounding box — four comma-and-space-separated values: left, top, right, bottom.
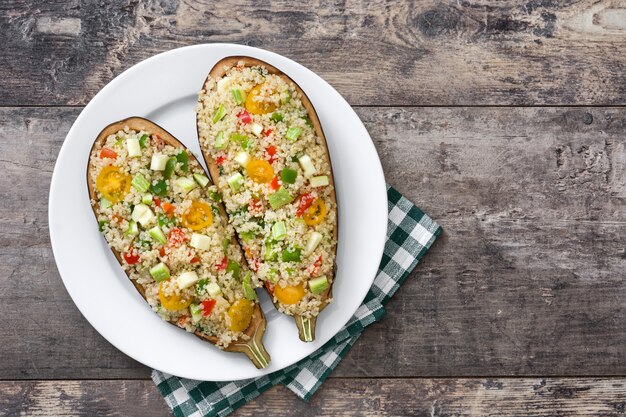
177, 271, 199, 290
251, 123, 263, 136
234, 151, 250, 167
141, 193, 153, 205
264, 242, 278, 262
150, 262, 170, 282
310, 175, 329, 187
216, 76, 231, 92
304, 231, 323, 255
214, 131, 228, 149
149, 226, 167, 244
226, 260, 241, 280
151, 154, 169, 171
309, 276, 329, 294
100, 197, 112, 210
242, 272, 257, 301
163, 157, 176, 180
298, 154, 316, 177
190, 233, 211, 250
282, 247, 302, 262
212, 104, 226, 123
271, 221, 287, 240
126, 138, 141, 157
285, 126, 302, 142
268, 187, 294, 210
231, 88, 244, 105
125, 220, 139, 237
230, 133, 247, 144
206, 282, 222, 298
175, 177, 197, 193
227, 172, 244, 193
150, 180, 167, 196
189, 303, 203, 324
281, 168, 298, 184
193, 173, 210, 187
132, 174, 150, 193
270, 112, 283, 122
131, 204, 155, 226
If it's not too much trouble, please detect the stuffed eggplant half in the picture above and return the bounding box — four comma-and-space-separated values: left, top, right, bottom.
87, 117, 270, 368
196, 57, 337, 342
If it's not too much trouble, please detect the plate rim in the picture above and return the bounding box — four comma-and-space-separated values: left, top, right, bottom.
48, 43, 387, 380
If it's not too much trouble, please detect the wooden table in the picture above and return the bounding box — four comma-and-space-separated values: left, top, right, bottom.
2, 1, 626, 415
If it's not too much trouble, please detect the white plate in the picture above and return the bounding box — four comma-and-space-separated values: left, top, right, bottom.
49, 44, 387, 381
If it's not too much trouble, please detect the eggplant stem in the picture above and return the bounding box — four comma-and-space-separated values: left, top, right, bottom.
296, 315, 316, 342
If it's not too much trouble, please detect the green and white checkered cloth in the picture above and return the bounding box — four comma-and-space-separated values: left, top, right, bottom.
152, 185, 442, 417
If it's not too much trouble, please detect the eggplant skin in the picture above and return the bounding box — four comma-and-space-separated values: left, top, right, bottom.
87, 116, 270, 367
196, 57, 338, 340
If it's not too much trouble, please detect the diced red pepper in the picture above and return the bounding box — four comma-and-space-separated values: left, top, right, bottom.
263, 127, 274, 137
249, 258, 261, 272
201, 299, 217, 316
178, 315, 190, 326
159, 247, 166, 257
168, 228, 188, 247
123, 250, 140, 265
190, 256, 200, 264
237, 110, 252, 125
100, 148, 117, 159
162, 202, 175, 218
152, 134, 164, 151
296, 193, 315, 216
248, 198, 264, 215
216, 256, 228, 270
265, 146, 278, 164
216, 155, 227, 165
264, 281, 274, 294
308, 255, 323, 277
111, 214, 123, 224
270, 176, 280, 191
153, 197, 161, 207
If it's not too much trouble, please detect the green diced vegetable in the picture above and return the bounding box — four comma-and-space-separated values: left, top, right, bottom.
163, 157, 177, 180
212, 104, 226, 123
189, 303, 203, 323
150, 180, 168, 196
151, 154, 169, 171
126, 138, 141, 157
230, 133, 247, 143
125, 220, 139, 237
281, 168, 297, 184
241, 137, 254, 151
268, 187, 294, 210
176, 152, 189, 172
242, 272, 257, 301
98, 220, 108, 233
195, 279, 208, 295
270, 112, 284, 123
206, 282, 222, 297
309, 276, 329, 294
301, 115, 313, 128
131, 204, 155, 226
285, 126, 302, 142
310, 175, 329, 187
231, 88, 244, 105
149, 226, 167, 244
150, 262, 170, 282
132, 174, 150, 193
263, 242, 278, 262
226, 260, 241, 280
139, 134, 149, 148
214, 131, 228, 149
221, 237, 230, 254
193, 173, 210, 187
208, 190, 222, 202
140, 239, 151, 248
141, 194, 153, 205
272, 221, 287, 240
239, 231, 256, 242
227, 172, 244, 193
304, 231, 323, 255
298, 154, 316, 177
100, 197, 112, 210
157, 213, 175, 227
281, 247, 302, 262
176, 177, 196, 193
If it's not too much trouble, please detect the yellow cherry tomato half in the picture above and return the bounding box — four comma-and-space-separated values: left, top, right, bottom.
274, 283, 305, 305
245, 84, 277, 115
95, 166, 131, 203
158, 282, 192, 311
303, 198, 328, 226
182, 201, 213, 231
227, 299, 254, 332
246, 159, 275, 183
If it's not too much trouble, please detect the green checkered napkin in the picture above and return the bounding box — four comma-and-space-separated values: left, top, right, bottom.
152, 185, 442, 417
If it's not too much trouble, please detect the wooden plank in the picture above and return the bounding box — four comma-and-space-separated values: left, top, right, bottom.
3, 378, 626, 416
1, 0, 626, 106
1, 107, 624, 379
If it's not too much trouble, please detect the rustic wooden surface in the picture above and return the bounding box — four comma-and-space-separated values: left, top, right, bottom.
2, 0, 626, 415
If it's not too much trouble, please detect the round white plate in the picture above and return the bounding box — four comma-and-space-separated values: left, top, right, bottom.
49, 44, 387, 381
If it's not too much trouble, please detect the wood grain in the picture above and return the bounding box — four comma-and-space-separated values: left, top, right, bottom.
2, 0, 626, 106
3, 378, 626, 416
1, 106, 624, 379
